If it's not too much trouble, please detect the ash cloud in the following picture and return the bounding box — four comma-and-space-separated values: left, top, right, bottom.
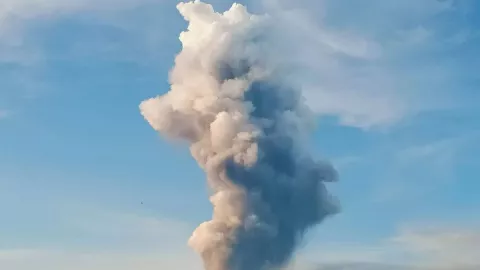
140, 1, 339, 270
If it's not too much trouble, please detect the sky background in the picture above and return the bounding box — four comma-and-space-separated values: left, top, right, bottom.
1, 0, 479, 269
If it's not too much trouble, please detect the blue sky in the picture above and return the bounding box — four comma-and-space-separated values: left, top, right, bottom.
0, 0, 479, 269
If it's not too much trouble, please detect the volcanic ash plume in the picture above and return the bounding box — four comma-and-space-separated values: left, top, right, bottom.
140, 1, 339, 270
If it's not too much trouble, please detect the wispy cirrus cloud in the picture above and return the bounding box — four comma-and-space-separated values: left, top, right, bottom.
393, 224, 480, 269
371, 131, 479, 202
0, 110, 10, 119
0, 249, 201, 270
296, 222, 480, 270
0, 0, 157, 23
4, 219, 479, 270
0, 0, 172, 118
2, 0, 478, 129
0, 205, 201, 270
0, 0, 162, 64
260, 0, 479, 129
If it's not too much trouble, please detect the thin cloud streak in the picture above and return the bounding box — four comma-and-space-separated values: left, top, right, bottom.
297, 223, 480, 270
259, 0, 478, 129
0, 206, 201, 270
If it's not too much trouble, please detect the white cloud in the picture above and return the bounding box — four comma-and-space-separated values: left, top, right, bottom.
395, 26, 434, 47
0, 0, 160, 63
261, 0, 475, 129
394, 225, 480, 268
0, 0, 154, 21
1, 0, 475, 129
0, 249, 202, 270
0, 110, 10, 119
65, 208, 195, 249
9, 223, 480, 270
264, 3, 402, 129
396, 136, 467, 168
0, 206, 202, 270
370, 131, 479, 203
297, 223, 480, 270
0, 0, 166, 116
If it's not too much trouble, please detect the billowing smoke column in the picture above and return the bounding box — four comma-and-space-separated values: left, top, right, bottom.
140, 1, 339, 270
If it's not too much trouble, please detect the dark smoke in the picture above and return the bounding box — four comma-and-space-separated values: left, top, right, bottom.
224, 76, 338, 270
